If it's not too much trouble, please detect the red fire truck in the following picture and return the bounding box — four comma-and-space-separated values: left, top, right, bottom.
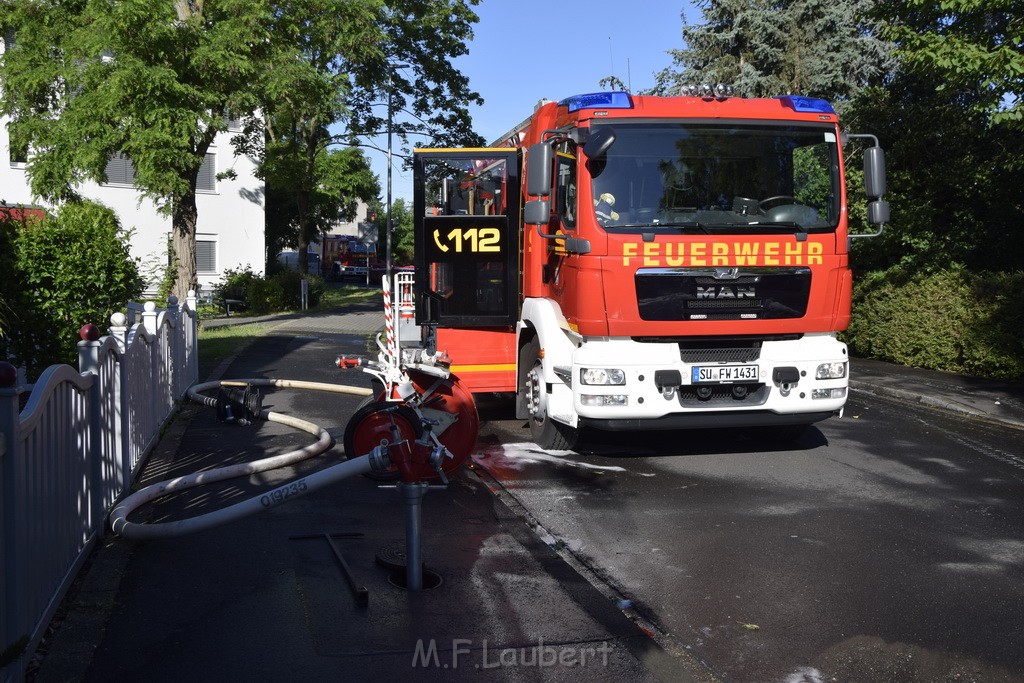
409, 89, 888, 449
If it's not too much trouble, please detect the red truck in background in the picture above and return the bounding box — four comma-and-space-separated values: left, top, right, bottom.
409, 88, 889, 449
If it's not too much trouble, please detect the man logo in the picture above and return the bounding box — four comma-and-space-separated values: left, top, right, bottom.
696, 286, 756, 299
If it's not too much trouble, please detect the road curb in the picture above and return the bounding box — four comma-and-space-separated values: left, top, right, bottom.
849, 381, 1024, 432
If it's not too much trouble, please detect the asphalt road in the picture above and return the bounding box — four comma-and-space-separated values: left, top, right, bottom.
473, 392, 1024, 682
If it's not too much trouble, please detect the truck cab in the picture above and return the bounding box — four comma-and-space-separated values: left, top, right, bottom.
411, 90, 887, 449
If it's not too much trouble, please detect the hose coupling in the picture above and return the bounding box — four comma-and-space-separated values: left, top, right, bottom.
367, 443, 392, 473
335, 355, 367, 369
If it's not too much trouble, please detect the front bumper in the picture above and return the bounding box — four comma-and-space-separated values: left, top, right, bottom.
560, 333, 848, 427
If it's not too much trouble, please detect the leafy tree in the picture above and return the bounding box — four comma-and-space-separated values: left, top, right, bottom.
598, 75, 629, 92
651, 0, 894, 102
844, 1, 1024, 272
383, 197, 414, 265
262, 146, 379, 268
845, 73, 1024, 273
245, 0, 485, 274
877, 0, 1023, 127
0, 0, 267, 299
246, 0, 381, 273
340, 0, 486, 151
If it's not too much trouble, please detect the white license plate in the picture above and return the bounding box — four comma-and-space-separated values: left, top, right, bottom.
691, 364, 759, 383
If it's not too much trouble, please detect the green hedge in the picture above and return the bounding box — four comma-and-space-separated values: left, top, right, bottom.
213, 266, 325, 316
0, 201, 145, 376
845, 267, 1024, 381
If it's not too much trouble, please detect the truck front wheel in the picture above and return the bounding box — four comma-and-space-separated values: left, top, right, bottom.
519, 338, 578, 450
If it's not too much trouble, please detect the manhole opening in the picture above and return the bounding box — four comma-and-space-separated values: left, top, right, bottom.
388, 567, 443, 591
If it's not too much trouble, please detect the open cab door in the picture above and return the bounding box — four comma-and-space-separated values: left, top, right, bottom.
413, 149, 521, 328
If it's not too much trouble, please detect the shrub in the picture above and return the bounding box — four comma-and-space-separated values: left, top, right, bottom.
0, 214, 20, 341
846, 267, 1024, 381
0, 200, 144, 377
210, 266, 324, 315
244, 277, 286, 315
270, 269, 325, 309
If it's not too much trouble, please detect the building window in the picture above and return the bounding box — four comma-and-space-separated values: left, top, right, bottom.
7, 122, 27, 166
104, 153, 136, 186
104, 152, 215, 190
9, 143, 27, 167
196, 238, 217, 273
197, 152, 216, 192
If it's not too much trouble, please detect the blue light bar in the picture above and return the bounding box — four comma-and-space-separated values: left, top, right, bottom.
775, 96, 835, 114
558, 91, 634, 113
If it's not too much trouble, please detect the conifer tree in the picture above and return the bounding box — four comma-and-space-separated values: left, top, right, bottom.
651, 0, 893, 102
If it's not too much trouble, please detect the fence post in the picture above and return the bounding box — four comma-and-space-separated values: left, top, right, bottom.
186, 290, 199, 387
77, 324, 101, 375
142, 302, 160, 427
141, 301, 158, 338
0, 362, 26, 674
76, 325, 105, 538
166, 295, 181, 398
109, 313, 130, 491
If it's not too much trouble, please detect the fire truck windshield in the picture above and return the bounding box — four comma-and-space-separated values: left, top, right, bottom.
587, 122, 841, 234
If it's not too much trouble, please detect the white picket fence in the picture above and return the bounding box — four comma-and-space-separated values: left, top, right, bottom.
0, 292, 199, 682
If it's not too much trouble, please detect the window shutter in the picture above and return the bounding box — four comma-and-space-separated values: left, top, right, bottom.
104, 154, 136, 185
197, 153, 216, 191
196, 240, 216, 273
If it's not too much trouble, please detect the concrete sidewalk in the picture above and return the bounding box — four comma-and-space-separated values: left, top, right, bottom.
28, 307, 1024, 682
30, 313, 708, 682
849, 357, 1024, 431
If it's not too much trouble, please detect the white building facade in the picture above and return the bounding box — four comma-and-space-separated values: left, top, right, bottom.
1, 40, 265, 297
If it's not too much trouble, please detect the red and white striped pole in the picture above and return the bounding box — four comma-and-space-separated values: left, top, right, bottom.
382, 275, 398, 367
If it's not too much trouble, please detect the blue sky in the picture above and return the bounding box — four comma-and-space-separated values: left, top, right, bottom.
372, 1, 699, 205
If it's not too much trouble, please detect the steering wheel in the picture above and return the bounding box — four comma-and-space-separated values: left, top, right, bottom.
759, 195, 804, 210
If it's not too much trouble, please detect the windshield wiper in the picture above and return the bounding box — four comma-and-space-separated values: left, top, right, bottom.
741, 220, 808, 234
716, 222, 811, 237
618, 221, 711, 234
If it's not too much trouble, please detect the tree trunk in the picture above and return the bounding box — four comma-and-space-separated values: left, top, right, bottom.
171, 189, 199, 301
171, 138, 214, 301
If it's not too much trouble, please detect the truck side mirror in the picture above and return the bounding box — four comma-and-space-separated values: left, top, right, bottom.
864, 146, 886, 198
527, 143, 553, 197
867, 199, 890, 225
844, 134, 890, 239
583, 127, 615, 158
563, 237, 591, 254
524, 199, 550, 225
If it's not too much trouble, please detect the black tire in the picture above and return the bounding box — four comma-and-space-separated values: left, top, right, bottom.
343, 398, 422, 481
518, 337, 578, 450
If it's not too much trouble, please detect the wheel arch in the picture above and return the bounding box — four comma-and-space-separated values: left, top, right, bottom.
516, 298, 578, 421
518, 298, 577, 383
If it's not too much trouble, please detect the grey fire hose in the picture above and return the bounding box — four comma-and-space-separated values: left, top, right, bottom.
109, 379, 379, 540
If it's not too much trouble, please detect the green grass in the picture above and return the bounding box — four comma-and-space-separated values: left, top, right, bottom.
313, 283, 380, 311
197, 323, 267, 380
194, 284, 382, 380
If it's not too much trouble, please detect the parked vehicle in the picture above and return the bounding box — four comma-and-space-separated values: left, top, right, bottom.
277, 250, 321, 274
406, 88, 888, 449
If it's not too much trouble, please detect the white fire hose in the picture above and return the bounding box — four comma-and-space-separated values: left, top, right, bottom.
109, 378, 379, 540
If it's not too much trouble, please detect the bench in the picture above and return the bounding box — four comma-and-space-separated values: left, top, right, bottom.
219, 286, 246, 316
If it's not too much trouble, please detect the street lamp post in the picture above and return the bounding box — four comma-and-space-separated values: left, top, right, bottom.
385, 64, 408, 279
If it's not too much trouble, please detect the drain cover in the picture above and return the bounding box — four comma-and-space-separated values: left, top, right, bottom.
375, 540, 428, 571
